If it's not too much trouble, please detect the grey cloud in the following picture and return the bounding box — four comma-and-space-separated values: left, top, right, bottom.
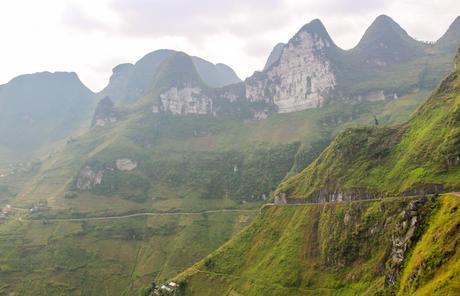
104, 0, 395, 47
312, 0, 392, 15
57, 0, 460, 87
110, 0, 283, 37
61, 4, 108, 32
243, 37, 276, 59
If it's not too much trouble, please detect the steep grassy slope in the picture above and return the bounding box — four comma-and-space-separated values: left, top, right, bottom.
177, 195, 460, 295
0, 211, 255, 295
0, 55, 432, 296
276, 49, 460, 200
0, 30, 455, 296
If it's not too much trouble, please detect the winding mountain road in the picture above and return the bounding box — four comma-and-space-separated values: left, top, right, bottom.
15, 192, 460, 223
27, 209, 258, 222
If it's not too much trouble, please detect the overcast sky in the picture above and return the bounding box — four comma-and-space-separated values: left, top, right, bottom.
0, 0, 458, 91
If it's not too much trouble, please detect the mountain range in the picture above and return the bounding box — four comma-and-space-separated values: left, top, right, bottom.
175, 46, 460, 296
0, 14, 459, 295
99, 49, 241, 103
0, 15, 458, 162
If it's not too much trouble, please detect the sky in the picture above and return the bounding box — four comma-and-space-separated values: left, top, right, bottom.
0, 0, 458, 92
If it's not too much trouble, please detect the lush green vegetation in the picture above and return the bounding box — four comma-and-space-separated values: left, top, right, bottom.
277, 50, 460, 200
0, 76, 432, 295
0, 211, 255, 295
177, 196, 460, 295
0, 25, 456, 296
172, 50, 460, 296
0, 84, 429, 296
9, 89, 429, 213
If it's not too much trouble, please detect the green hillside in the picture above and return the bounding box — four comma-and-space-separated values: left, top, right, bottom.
276, 48, 460, 200
175, 50, 460, 296
6, 46, 438, 213
0, 210, 255, 295
0, 19, 457, 296
10, 88, 430, 212
0, 49, 434, 296
177, 194, 460, 296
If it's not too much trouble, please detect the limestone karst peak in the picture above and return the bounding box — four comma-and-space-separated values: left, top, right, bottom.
357, 15, 415, 48
353, 14, 421, 64
295, 18, 336, 47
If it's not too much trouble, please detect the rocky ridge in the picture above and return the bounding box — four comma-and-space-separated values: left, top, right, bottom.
140, 15, 459, 118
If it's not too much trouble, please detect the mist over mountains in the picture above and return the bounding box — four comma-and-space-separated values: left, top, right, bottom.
0, 15, 458, 161
0, 11, 459, 296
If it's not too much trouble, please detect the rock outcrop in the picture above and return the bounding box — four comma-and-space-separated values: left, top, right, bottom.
154, 85, 212, 115
115, 158, 138, 171
385, 197, 429, 285
75, 166, 104, 190
108, 17, 460, 120
245, 20, 336, 113
91, 97, 118, 127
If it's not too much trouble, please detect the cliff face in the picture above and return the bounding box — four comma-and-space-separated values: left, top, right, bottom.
148, 20, 338, 118
97, 16, 459, 120
246, 21, 336, 113
154, 85, 212, 115
149, 53, 216, 116
177, 195, 460, 295
146, 16, 459, 119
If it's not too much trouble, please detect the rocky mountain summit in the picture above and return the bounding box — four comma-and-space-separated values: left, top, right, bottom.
0, 15, 457, 163
120, 15, 460, 119
175, 46, 460, 296
246, 19, 337, 113
351, 14, 423, 66
98, 49, 241, 103
276, 47, 460, 202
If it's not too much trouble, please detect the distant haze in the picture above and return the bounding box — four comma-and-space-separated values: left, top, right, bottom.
0, 0, 458, 91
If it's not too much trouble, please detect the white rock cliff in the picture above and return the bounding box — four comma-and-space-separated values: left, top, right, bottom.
246, 29, 336, 113
153, 85, 212, 115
